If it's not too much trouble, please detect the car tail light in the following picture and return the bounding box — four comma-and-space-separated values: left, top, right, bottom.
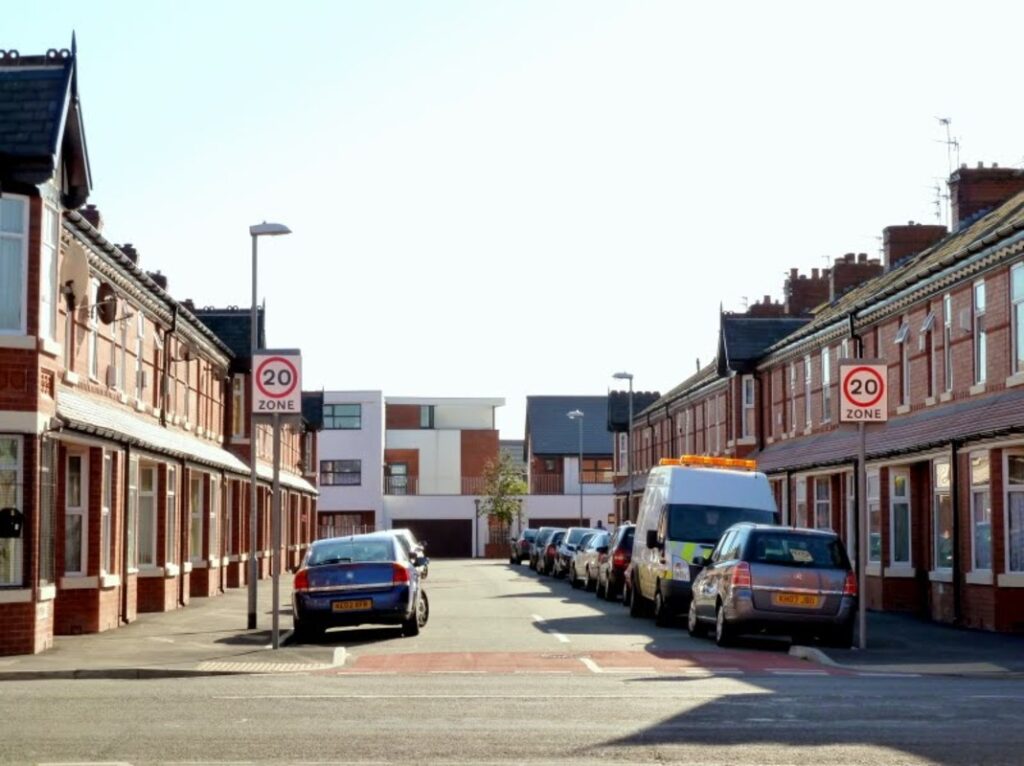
612, 550, 627, 568
731, 562, 752, 589
294, 568, 309, 592
392, 563, 411, 584
843, 570, 858, 597
547, 544, 556, 556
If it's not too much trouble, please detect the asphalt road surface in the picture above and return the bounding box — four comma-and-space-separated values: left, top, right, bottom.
2, 559, 1023, 765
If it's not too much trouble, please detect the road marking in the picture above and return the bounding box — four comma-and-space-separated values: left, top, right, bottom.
333, 647, 348, 668
532, 613, 569, 643
580, 657, 656, 674
531, 614, 545, 622
856, 672, 921, 678
213, 693, 738, 700
769, 669, 828, 676
512, 670, 572, 674
552, 632, 570, 643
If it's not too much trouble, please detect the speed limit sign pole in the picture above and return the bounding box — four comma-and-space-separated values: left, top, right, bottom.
252, 350, 303, 650
839, 358, 888, 650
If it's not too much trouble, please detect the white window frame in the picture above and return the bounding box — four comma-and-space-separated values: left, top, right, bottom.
138, 464, 157, 567
896, 317, 910, 405
209, 475, 220, 563
135, 311, 145, 401
0, 194, 29, 335
88, 278, 100, 380
1012, 264, 1024, 376
795, 478, 807, 528
715, 395, 722, 454
943, 294, 953, 392
127, 456, 139, 571
803, 355, 812, 428
0, 435, 24, 585
741, 375, 755, 438
814, 476, 831, 530
64, 451, 88, 576
821, 348, 832, 423
101, 452, 113, 575
970, 452, 991, 572
1005, 450, 1024, 574
166, 466, 178, 565
974, 280, 987, 385
788, 362, 796, 434
190, 474, 204, 564
183, 359, 191, 424
685, 409, 693, 454
867, 470, 881, 564
39, 202, 60, 341
117, 312, 128, 392
933, 459, 952, 572
890, 468, 912, 566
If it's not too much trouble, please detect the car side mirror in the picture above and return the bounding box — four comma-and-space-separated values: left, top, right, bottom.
646, 529, 661, 549
692, 554, 711, 567
414, 556, 429, 567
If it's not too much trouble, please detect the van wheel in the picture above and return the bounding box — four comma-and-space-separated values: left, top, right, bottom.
654, 586, 672, 627
629, 578, 646, 618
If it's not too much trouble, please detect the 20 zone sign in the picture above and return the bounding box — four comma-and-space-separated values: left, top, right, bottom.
253, 352, 302, 414
839, 361, 888, 423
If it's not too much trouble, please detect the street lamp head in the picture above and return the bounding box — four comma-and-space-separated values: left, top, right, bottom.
612, 371, 633, 381
249, 222, 292, 237
567, 409, 584, 420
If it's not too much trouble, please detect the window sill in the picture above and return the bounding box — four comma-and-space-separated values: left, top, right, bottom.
766, 436, 775, 445
60, 576, 98, 590
924, 396, 937, 407
165, 563, 180, 577
88, 375, 100, 384
866, 563, 882, 577
939, 391, 953, 403
969, 382, 987, 396
100, 573, 121, 589
997, 573, 1024, 588
135, 400, 147, 413
1006, 373, 1024, 389
183, 562, 193, 574
803, 426, 812, 436
117, 393, 128, 404
137, 567, 165, 579
884, 565, 916, 578
737, 436, 757, 446
0, 588, 32, 604
896, 404, 911, 415
62, 370, 80, 386
928, 569, 953, 583
152, 408, 161, 419
965, 570, 993, 586
0, 335, 36, 350
184, 422, 192, 432
232, 436, 250, 445
38, 584, 56, 601
38, 337, 62, 358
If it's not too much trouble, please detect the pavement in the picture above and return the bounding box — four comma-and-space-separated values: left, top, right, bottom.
790, 610, 1024, 677
0, 579, 342, 680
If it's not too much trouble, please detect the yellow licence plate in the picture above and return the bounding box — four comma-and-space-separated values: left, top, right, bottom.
772, 593, 821, 608
332, 599, 373, 612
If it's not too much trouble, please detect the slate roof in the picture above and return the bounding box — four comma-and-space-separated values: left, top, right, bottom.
753, 387, 1024, 473
0, 48, 91, 205
193, 307, 265, 371
607, 390, 662, 430
525, 396, 614, 456
719, 315, 810, 374
638, 363, 719, 419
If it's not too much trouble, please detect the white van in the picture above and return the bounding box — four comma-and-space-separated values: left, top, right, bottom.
628, 456, 777, 625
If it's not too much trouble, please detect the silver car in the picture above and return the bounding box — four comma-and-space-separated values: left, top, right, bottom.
569, 530, 609, 590
687, 523, 857, 648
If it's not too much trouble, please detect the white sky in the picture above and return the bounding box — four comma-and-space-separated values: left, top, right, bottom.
12, 1, 1024, 437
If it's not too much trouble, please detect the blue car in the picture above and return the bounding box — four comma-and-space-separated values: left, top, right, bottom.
292, 532, 429, 641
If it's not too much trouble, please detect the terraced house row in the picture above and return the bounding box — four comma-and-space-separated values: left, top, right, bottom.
0, 46, 317, 656
620, 163, 1024, 633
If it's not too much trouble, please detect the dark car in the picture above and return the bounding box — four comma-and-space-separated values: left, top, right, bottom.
530, 527, 563, 572
553, 526, 594, 578
597, 523, 634, 601
570, 530, 609, 590
538, 530, 566, 576
687, 524, 857, 648
292, 532, 429, 641
510, 528, 538, 564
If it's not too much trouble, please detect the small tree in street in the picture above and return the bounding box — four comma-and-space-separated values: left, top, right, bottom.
476, 452, 527, 531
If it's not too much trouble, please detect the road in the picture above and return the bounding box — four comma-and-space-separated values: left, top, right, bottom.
2, 559, 1023, 765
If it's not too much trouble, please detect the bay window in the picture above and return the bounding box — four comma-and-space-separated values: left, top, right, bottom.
814, 477, 831, 530
190, 474, 204, 563
1006, 452, 1024, 573
0, 196, 27, 334
943, 294, 953, 392
138, 465, 156, 567
0, 436, 23, 585
821, 348, 832, 422
890, 469, 912, 566
65, 453, 87, 575
166, 467, 177, 564
971, 453, 991, 571
974, 281, 987, 385
1012, 264, 1024, 375
40, 203, 59, 340
933, 459, 952, 570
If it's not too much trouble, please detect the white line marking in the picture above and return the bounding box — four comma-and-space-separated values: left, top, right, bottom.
580, 657, 601, 674
580, 657, 655, 674
531, 614, 545, 622
704, 668, 743, 675
213, 693, 732, 700
333, 647, 348, 668
552, 632, 570, 643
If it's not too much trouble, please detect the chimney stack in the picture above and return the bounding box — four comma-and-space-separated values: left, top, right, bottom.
79, 204, 103, 232
882, 221, 947, 270
784, 268, 830, 316
830, 252, 883, 301
746, 294, 786, 317
119, 243, 139, 264
949, 164, 1024, 230
147, 270, 168, 290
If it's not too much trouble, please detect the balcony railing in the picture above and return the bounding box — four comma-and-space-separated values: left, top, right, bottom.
530, 475, 564, 495
384, 476, 418, 495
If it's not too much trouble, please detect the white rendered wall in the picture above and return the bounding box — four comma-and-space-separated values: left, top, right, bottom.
434, 404, 493, 430
317, 391, 384, 516
386, 429, 461, 494
521, 494, 614, 529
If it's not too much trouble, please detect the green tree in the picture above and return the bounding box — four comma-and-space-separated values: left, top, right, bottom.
476, 452, 527, 526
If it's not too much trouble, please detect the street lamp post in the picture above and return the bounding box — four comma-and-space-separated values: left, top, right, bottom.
567, 410, 584, 525
247, 221, 291, 630
613, 372, 634, 524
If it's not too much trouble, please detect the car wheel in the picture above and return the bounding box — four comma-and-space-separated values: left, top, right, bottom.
403, 591, 429, 637
629, 578, 646, 618
585, 566, 596, 592
622, 579, 633, 609
687, 599, 707, 638
714, 603, 734, 647
570, 564, 581, 589
293, 617, 323, 643
595, 572, 605, 599
823, 621, 855, 649
653, 586, 672, 627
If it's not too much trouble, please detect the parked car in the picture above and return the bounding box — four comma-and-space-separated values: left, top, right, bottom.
292, 532, 429, 641
687, 524, 857, 648
570, 530, 609, 590
538, 530, 566, 576
553, 526, 595, 578
597, 523, 634, 600
631, 457, 777, 626
510, 528, 538, 564
385, 528, 429, 578
530, 527, 563, 572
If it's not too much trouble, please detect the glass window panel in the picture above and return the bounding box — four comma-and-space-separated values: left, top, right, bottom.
893, 474, 908, 498
0, 197, 25, 233
971, 455, 990, 486
934, 493, 953, 569
1009, 491, 1024, 572
975, 281, 986, 312
893, 501, 911, 563
973, 490, 991, 570
1008, 455, 1024, 485
934, 460, 951, 490
64, 514, 82, 572
67, 456, 82, 507
0, 237, 24, 330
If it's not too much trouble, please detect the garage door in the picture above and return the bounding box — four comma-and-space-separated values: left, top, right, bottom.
398, 519, 473, 558
526, 517, 585, 530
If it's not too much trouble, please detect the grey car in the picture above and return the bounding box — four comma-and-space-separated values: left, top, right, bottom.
687, 524, 857, 648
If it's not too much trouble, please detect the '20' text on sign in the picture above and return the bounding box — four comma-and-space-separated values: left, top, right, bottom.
839, 360, 888, 423
253, 352, 302, 414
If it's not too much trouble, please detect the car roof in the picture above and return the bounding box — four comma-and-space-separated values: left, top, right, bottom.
730, 523, 838, 538
314, 532, 398, 545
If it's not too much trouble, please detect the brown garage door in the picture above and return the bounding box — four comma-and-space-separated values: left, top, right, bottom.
398, 519, 473, 558
527, 518, 585, 530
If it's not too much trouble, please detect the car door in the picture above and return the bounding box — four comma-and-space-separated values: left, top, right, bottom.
696, 529, 735, 619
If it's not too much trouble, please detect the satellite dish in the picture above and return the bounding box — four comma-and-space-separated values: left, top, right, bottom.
96, 282, 118, 324
59, 240, 90, 307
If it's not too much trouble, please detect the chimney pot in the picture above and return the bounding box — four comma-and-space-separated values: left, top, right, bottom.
79, 203, 103, 232
811, 268, 819, 279
147, 270, 168, 291
978, 161, 985, 169
857, 253, 867, 263
119, 243, 139, 264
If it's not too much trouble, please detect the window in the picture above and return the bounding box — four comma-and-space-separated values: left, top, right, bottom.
166, 467, 177, 564
715, 396, 722, 453
190, 475, 204, 563
117, 312, 128, 391
741, 376, 755, 438
387, 463, 409, 495
795, 479, 807, 527
0, 195, 27, 333
685, 409, 693, 454
183, 360, 191, 423
617, 433, 627, 475
0, 436, 23, 585
974, 281, 987, 384
209, 476, 220, 562
890, 469, 912, 566
321, 460, 362, 486
821, 348, 832, 422
323, 403, 361, 430
65, 453, 87, 575
814, 477, 831, 530
868, 471, 881, 563
788, 362, 796, 433
943, 294, 953, 392
138, 465, 157, 567
804, 355, 812, 427
933, 459, 953, 571
1006, 453, 1024, 573
135, 311, 145, 401
971, 453, 991, 571
581, 458, 613, 483
126, 456, 139, 570
101, 453, 113, 575
1013, 265, 1024, 375
921, 310, 936, 399
40, 204, 59, 340
231, 376, 245, 438
845, 472, 856, 550
896, 318, 910, 405
419, 405, 434, 429
88, 278, 100, 380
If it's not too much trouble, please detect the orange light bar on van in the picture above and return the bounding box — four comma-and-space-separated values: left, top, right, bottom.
659, 455, 757, 470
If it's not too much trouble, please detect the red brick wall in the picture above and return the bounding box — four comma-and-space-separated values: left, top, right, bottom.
385, 449, 419, 481
386, 404, 421, 429
461, 430, 499, 481
0, 601, 53, 656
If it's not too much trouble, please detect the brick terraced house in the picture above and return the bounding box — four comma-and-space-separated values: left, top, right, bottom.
628, 164, 1024, 633
0, 45, 316, 656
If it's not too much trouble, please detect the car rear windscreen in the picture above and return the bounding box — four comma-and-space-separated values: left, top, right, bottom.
566, 528, 590, 545
749, 532, 849, 569
309, 540, 394, 565
524, 530, 538, 540
667, 505, 775, 544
